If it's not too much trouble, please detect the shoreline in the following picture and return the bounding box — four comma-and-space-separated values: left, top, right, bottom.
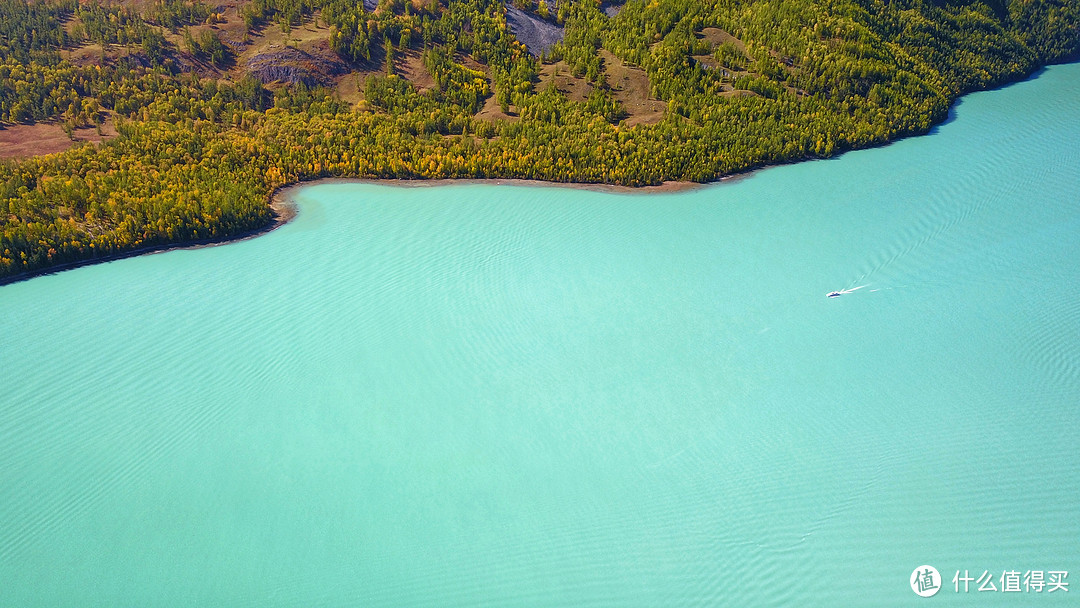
2, 59, 1074, 287
0, 176, 709, 287
0, 193, 297, 287
0, 176, 706, 287
278, 176, 709, 195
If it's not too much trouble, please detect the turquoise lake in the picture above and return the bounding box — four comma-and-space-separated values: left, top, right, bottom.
2, 64, 1079, 605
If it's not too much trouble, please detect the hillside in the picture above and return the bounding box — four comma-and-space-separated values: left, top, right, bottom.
1, 0, 1078, 281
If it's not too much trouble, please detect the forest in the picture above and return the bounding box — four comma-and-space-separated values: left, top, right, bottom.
1, 0, 1078, 280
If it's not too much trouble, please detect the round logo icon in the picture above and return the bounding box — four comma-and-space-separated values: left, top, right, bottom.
911, 565, 942, 597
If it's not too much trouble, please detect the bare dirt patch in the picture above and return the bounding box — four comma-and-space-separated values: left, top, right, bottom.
693, 27, 749, 75
212, 14, 251, 50
599, 50, 666, 126
62, 43, 149, 67
118, 0, 162, 15
334, 71, 376, 106
230, 14, 319, 52
397, 49, 436, 93
0, 120, 118, 160
250, 12, 332, 51
698, 27, 747, 54
538, 61, 592, 102
475, 92, 518, 122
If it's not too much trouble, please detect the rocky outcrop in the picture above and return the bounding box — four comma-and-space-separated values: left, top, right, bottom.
505, 5, 563, 57
601, 1, 625, 17
246, 46, 347, 87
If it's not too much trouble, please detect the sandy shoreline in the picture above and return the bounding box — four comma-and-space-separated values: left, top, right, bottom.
278, 176, 706, 197
267, 176, 720, 228
0, 177, 715, 286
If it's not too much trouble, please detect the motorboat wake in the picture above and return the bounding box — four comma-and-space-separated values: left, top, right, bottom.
827, 285, 868, 298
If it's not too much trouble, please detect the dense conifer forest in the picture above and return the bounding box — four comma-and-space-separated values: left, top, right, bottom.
0, 0, 1078, 280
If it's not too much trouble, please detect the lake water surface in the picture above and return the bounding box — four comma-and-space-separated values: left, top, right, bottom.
2, 64, 1079, 606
